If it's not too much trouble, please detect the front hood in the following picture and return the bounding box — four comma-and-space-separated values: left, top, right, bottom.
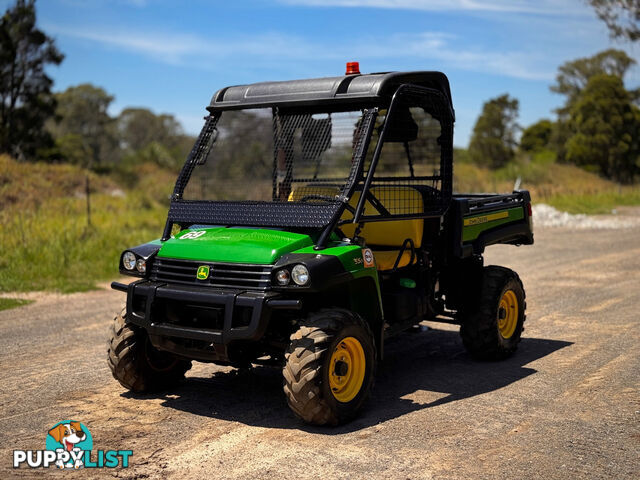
158, 227, 313, 264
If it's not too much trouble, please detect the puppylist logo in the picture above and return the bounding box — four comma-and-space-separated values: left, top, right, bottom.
13, 420, 132, 469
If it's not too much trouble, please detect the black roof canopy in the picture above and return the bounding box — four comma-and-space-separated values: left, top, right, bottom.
208, 71, 455, 121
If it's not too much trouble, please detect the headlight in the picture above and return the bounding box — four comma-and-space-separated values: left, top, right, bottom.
291, 264, 310, 286
136, 258, 146, 273
122, 251, 137, 270
276, 269, 290, 285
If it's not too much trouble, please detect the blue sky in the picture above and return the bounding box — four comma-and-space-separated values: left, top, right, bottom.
5, 0, 639, 147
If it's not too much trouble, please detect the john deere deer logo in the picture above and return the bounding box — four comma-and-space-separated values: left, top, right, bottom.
197, 265, 210, 280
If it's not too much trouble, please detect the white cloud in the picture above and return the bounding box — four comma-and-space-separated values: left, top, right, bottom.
66, 29, 202, 64
47, 23, 554, 81
46, 24, 317, 65
357, 32, 554, 80
278, 0, 585, 15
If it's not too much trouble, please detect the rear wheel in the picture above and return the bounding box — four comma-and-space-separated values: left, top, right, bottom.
283, 309, 376, 426
107, 310, 192, 392
459, 266, 526, 360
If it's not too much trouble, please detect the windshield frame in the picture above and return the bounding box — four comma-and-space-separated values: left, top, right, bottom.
162, 105, 379, 239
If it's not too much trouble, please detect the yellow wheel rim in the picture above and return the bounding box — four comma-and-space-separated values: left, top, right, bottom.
328, 336, 366, 403
497, 289, 518, 339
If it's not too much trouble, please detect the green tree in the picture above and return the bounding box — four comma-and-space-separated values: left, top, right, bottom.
118, 108, 181, 150
551, 49, 635, 110
520, 119, 553, 152
0, 0, 63, 160
550, 49, 636, 161
565, 74, 640, 183
48, 84, 118, 168
468, 94, 519, 169
51, 133, 91, 165
587, 0, 640, 42
117, 107, 192, 168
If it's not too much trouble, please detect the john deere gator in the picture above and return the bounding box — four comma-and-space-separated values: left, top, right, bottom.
108, 64, 534, 425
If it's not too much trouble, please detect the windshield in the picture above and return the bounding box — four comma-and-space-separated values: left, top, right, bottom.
182, 108, 369, 205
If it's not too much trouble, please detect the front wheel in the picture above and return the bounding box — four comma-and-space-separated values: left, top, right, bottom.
283, 309, 376, 426
107, 310, 192, 392
459, 266, 526, 360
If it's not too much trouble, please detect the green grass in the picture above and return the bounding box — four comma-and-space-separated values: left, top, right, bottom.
0, 298, 34, 311
0, 193, 167, 293
0, 155, 174, 293
546, 190, 640, 214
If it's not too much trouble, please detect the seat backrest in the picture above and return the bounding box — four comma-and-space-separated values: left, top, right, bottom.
289, 185, 424, 248
341, 186, 424, 248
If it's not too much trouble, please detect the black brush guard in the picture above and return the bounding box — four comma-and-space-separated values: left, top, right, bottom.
111, 280, 301, 362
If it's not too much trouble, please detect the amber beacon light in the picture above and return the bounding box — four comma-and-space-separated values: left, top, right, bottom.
345, 61, 360, 75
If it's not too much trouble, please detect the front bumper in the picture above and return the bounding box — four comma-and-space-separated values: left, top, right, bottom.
111, 280, 300, 362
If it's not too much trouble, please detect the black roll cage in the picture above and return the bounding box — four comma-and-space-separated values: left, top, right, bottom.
162, 83, 453, 247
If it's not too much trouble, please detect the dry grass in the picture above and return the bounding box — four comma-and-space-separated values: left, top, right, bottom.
0, 156, 172, 293
454, 150, 640, 214
0, 154, 118, 212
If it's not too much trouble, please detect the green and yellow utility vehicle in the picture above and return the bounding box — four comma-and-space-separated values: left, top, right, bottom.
108, 65, 534, 425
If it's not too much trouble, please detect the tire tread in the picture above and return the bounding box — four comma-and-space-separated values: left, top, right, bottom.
283, 308, 375, 426
459, 266, 526, 360
107, 310, 192, 392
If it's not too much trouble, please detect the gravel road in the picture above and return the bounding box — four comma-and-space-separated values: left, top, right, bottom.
1, 223, 639, 479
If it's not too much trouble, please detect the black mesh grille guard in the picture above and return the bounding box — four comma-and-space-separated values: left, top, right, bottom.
167, 200, 340, 228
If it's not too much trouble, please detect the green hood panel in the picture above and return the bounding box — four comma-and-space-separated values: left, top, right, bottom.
158, 227, 313, 264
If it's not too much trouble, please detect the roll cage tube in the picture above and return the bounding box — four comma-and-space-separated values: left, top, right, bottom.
351, 84, 453, 225
162, 113, 221, 241
316, 84, 454, 248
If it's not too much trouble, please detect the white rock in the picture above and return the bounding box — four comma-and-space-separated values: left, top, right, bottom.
532, 204, 640, 229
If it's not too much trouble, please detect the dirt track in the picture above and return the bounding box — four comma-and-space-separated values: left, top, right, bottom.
1, 224, 639, 479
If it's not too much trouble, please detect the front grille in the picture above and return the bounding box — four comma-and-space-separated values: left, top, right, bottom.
151, 257, 271, 290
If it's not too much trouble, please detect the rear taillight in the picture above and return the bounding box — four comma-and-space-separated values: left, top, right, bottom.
526, 202, 532, 217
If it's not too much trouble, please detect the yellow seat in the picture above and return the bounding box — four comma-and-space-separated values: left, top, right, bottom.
290, 185, 424, 271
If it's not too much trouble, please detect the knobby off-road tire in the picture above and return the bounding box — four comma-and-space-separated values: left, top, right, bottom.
459, 266, 526, 360
283, 309, 376, 426
107, 310, 192, 392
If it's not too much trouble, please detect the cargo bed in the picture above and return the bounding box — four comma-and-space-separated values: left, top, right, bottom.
449, 190, 534, 258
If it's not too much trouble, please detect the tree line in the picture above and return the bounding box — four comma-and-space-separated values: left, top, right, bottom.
467, 0, 640, 184
0, 0, 193, 173
468, 47, 640, 184
44, 84, 194, 173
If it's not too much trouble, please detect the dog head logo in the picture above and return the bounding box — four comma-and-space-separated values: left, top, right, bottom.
362, 248, 375, 268
14, 419, 132, 469
46, 420, 93, 469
